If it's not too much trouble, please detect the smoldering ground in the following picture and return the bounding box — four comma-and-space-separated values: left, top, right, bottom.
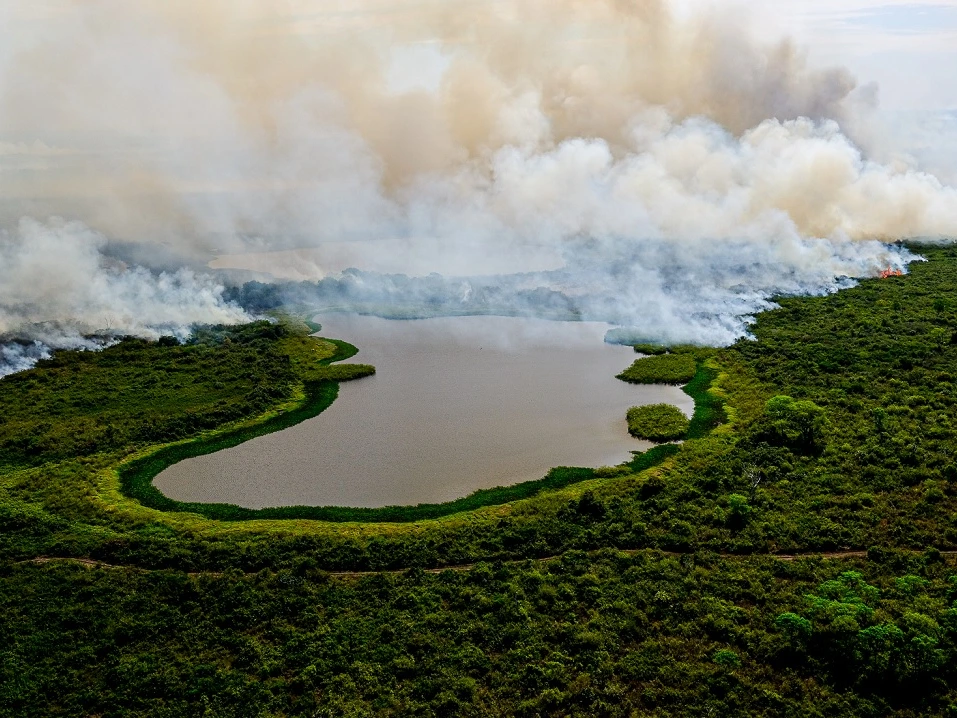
0, 0, 954, 374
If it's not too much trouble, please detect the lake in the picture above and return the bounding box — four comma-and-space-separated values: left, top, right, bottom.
154, 315, 694, 508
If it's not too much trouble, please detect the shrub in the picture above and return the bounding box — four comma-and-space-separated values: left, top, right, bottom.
617, 354, 696, 384
626, 404, 690, 442
764, 395, 829, 450
775, 612, 812, 641
712, 650, 741, 668
726, 493, 752, 528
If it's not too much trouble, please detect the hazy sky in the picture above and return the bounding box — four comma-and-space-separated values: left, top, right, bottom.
683, 0, 957, 111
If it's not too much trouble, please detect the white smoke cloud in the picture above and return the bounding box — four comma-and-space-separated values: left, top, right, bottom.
6, 0, 946, 247
0, 341, 52, 377
0, 0, 953, 372
564, 235, 914, 346
0, 218, 250, 375
404, 115, 957, 247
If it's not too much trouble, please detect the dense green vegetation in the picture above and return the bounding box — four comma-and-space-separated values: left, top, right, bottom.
632, 342, 669, 355
7, 244, 957, 714
0, 321, 303, 468
6, 550, 957, 717
0, 320, 375, 470
627, 403, 690, 441
617, 352, 697, 384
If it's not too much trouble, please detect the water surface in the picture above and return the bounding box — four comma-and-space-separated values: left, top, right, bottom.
155, 315, 693, 508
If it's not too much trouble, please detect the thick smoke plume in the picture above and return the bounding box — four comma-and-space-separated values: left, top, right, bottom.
0, 0, 955, 372
0, 218, 250, 376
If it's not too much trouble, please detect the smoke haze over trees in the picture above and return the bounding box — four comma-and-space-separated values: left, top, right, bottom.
0, 0, 955, 372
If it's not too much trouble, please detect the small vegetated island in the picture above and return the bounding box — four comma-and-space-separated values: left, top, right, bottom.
6, 244, 957, 715
620, 348, 700, 441
617, 350, 697, 384
627, 403, 690, 442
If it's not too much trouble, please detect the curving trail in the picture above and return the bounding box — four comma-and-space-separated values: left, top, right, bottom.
14, 548, 957, 580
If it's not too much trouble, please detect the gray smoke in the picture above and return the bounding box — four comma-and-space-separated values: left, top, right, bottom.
0, 0, 954, 374
255, 235, 912, 347
0, 218, 250, 376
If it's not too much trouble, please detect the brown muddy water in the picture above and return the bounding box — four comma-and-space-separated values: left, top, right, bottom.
154, 315, 694, 508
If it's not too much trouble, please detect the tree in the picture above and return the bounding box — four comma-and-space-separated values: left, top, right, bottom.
764, 395, 829, 450
726, 493, 752, 529
775, 612, 812, 643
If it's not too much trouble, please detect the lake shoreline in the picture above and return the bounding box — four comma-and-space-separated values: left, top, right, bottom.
153, 315, 693, 509
122, 316, 723, 521
119, 322, 721, 523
